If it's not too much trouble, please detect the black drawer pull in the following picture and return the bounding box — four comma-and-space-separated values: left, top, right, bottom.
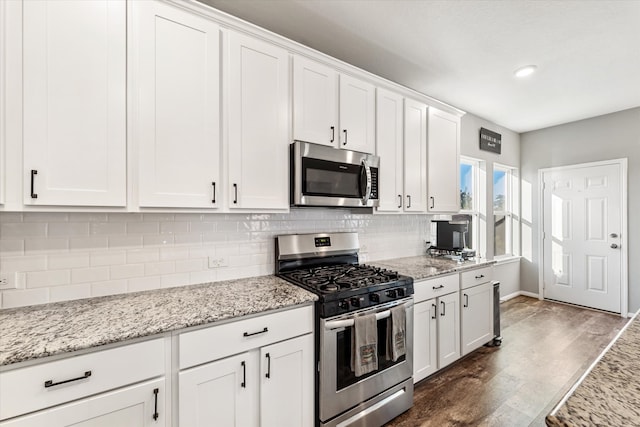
343, 129, 348, 145
265, 353, 271, 378
241, 361, 246, 388
440, 300, 446, 316
211, 182, 216, 204
243, 327, 268, 337
44, 370, 91, 388
397, 194, 402, 209
330, 126, 335, 142
431, 303, 437, 319
475, 274, 485, 279
464, 293, 469, 308
153, 388, 159, 421
233, 183, 238, 204
30, 169, 38, 199
432, 284, 444, 290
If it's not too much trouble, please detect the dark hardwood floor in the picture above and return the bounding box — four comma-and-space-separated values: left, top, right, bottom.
386, 296, 629, 427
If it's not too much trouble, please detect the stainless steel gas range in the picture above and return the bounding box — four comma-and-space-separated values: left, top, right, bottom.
276, 232, 414, 427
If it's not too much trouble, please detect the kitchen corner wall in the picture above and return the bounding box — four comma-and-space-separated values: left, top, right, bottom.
0, 210, 431, 309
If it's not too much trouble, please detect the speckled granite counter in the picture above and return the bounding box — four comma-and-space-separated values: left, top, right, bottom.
0, 276, 317, 367
372, 255, 496, 280
546, 310, 640, 426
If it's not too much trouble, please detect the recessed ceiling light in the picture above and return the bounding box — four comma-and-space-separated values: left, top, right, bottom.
514, 65, 537, 78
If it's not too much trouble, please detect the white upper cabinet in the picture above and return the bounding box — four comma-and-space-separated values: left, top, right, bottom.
293, 56, 338, 147
339, 74, 376, 154
22, 0, 126, 207
427, 107, 460, 213
227, 31, 290, 210
403, 98, 428, 212
375, 88, 404, 213
134, 0, 220, 209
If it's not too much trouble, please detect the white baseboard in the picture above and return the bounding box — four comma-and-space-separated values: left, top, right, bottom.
500, 290, 540, 303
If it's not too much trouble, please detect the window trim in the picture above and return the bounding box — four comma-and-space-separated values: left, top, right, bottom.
493, 163, 517, 259
460, 156, 480, 253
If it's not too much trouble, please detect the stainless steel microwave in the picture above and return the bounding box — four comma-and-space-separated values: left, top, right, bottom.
291, 141, 379, 208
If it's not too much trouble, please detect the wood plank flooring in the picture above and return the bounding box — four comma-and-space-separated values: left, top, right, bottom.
386, 296, 629, 427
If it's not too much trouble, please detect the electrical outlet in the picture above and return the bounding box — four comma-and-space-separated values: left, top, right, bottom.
208, 256, 228, 269
0, 273, 18, 290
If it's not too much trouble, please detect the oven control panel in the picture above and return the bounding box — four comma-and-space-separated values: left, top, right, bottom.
321, 280, 414, 318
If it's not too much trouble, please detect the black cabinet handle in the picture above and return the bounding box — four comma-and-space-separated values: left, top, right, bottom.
243, 327, 268, 337
406, 195, 411, 208
153, 388, 159, 421
211, 182, 216, 204
397, 195, 402, 209
464, 293, 469, 308
330, 126, 335, 142
475, 274, 485, 279
233, 183, 238, 204
440, 300, 446, 316
265, 353, 271, 379
30, 170, 38, 199
430, 196, 435, 209
343, 129, 348, 145
431, 303, 437, 319
241, 361, 246, 388
432, 284, 444, 290
44, 370, 91, 388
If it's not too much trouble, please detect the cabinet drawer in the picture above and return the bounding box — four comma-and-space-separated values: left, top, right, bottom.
179, 305, 313, 370
460, 266, 493, 290
0, 338, 164, 421
414, 274, 459, 303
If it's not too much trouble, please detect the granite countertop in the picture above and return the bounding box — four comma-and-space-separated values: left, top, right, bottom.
0, 276, 317, 367
546, 310, 640, 426
372, 255, 496, 280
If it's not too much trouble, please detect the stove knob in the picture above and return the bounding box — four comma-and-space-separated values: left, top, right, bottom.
386, 289, 397, 299
369, 293, 380, 302
350, 298, 361, 308
396, 288, 405, 297
339, 300, 349, 310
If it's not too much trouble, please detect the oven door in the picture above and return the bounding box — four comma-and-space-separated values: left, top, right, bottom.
319, 297, 413, 423
291, 141, 379, 208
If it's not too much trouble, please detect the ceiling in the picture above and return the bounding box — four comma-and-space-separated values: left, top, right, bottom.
199, 0, 640, 133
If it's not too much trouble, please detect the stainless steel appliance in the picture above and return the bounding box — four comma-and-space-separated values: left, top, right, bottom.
290, 141, 380, 208
276, 232, 414, 427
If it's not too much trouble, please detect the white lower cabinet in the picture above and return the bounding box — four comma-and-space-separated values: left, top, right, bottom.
179, 333, 313, 427
413, 275, 461, 383
461, 281, 494, 356
0, 379, 166, 427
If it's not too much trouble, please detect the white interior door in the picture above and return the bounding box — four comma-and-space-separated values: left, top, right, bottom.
542, 162, 624, 313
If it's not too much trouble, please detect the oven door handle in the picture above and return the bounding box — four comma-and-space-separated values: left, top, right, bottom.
324, 301, 410, 330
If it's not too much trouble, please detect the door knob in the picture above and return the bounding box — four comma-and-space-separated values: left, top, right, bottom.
610, 243, 619, 249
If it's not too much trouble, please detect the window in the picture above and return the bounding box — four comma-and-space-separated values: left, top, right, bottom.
459, 157, 480, 251
493, 164, 516, 257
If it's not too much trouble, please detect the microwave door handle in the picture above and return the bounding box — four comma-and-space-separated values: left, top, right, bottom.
361, 159, 372, 205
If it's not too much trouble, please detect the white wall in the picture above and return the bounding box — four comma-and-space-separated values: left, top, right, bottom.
520, 107, 640, 313
0, 210, 432, 308
460, 113, 520, 260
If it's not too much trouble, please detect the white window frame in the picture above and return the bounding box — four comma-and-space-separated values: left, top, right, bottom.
460, 156, 481, 253
493, 163, 518, 259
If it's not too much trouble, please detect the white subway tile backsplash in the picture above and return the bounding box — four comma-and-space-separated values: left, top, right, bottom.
91, 279, 127, 297
110, 264, 145, 280
72, 267, 110, 284
1, 211, 431, 308
2, 288, 49, 308
49, 253, 91, 269
26, 270, 71, 288
50, 284, 91, 303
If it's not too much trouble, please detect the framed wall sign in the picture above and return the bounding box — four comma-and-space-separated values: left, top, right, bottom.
479, 128, 502, 154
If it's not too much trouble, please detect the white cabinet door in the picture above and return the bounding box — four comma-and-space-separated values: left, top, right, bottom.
413, 299, 438, 383
227, 31, 289, 210
375, 88, 404, 213
339, 74, 375, 154
260, 334, 314, 427
293, 56, 338, 147
0, 379, 165, 427
134, 0, 220, 208
461, 282, 494, 356
403, 99, 427, 212
427, 107, 460, 213
22, 0, 126, 206
179, 352, 257, 427
437, 291, 460, 369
